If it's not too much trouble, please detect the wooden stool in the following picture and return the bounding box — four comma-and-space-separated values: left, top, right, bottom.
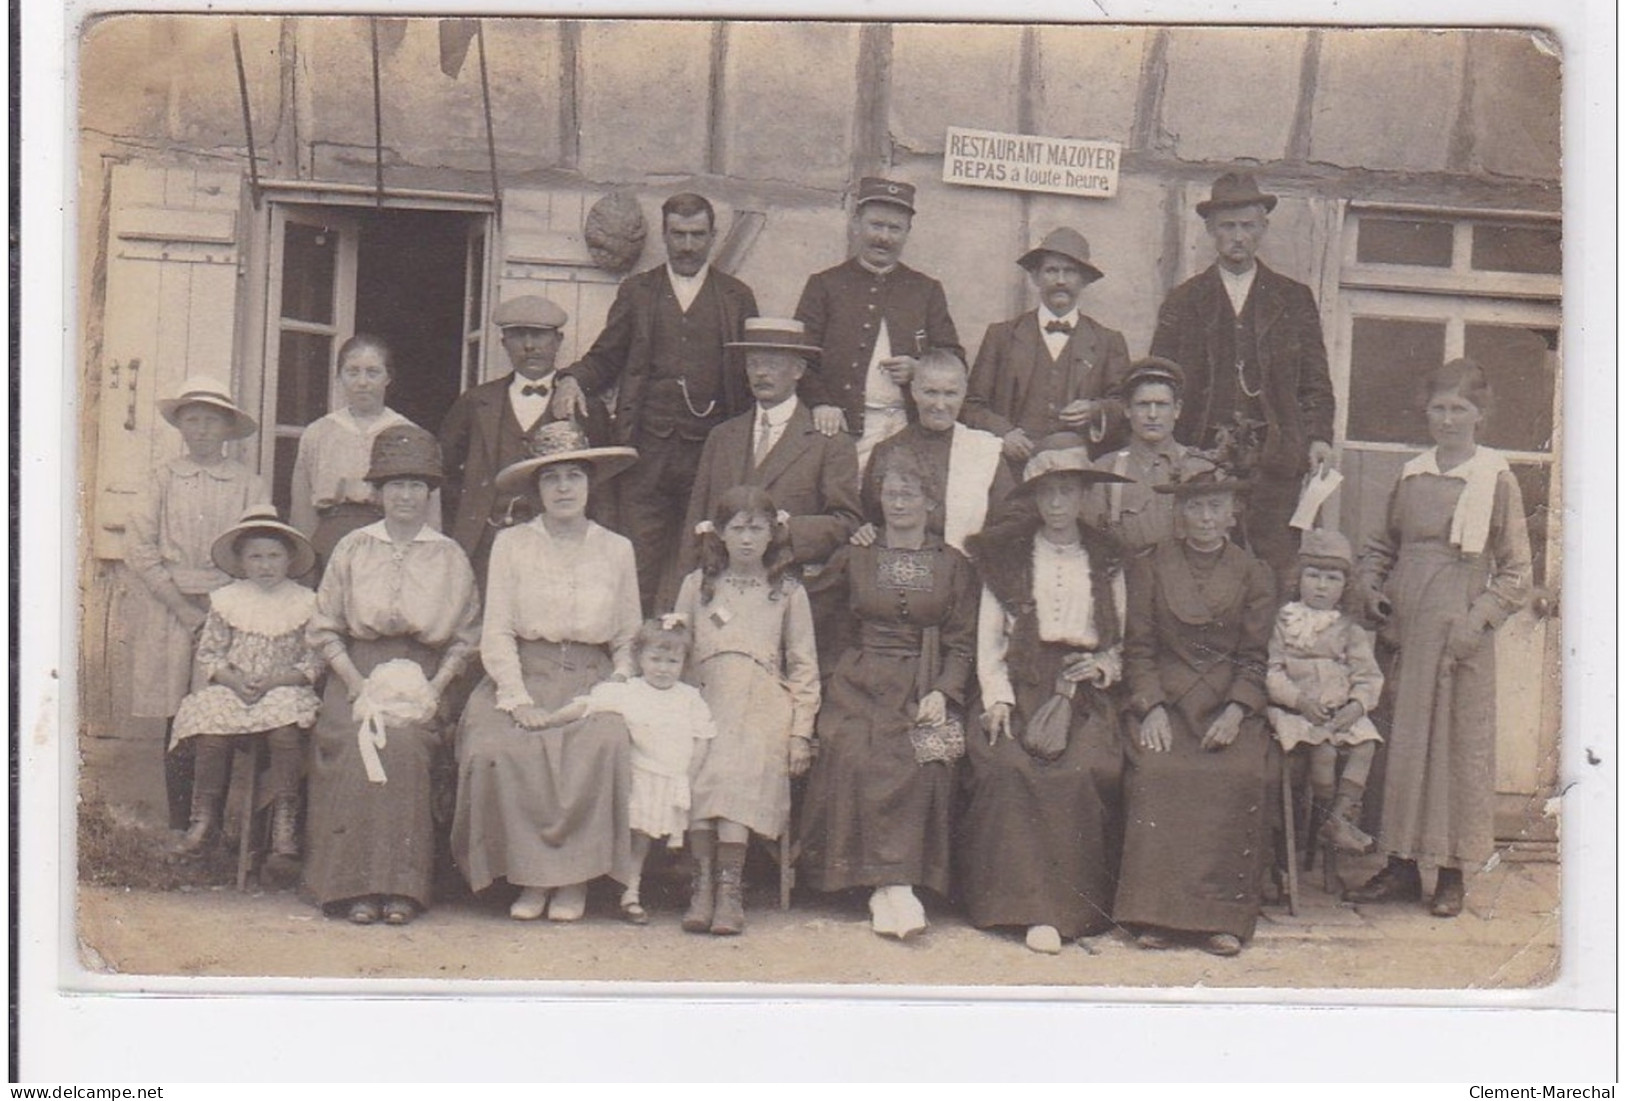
1280, 752, 1300, 916
226, 736, 271, 891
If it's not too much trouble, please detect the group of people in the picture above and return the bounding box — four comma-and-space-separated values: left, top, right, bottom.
123, 170, 1533, 958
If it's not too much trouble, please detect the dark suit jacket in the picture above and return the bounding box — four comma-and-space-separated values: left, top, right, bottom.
1149, 262, 1334, 479
962, 309, 1133, 455
438, 373, 611, 556
679, 401, 861, 577
561, 265, 759, 446
794, 258, 962, 432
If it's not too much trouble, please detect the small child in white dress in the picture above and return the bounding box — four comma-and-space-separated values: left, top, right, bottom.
534, 616, 717, 923
1265, 528, 1385, 854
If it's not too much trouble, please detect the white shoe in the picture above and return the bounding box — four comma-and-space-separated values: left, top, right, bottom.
869, 887, 900, 937
1025, 924, 1063, 954
888, 885, 928, 940
509, 886, 551, 921
548, 882, 588, 922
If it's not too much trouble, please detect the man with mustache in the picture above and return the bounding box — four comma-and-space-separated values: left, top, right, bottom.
551, 193, 760, 612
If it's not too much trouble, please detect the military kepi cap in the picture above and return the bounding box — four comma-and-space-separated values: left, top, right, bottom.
493, 294, 569, 332
1017, 227, 1104, 284
855, 176, 916, 214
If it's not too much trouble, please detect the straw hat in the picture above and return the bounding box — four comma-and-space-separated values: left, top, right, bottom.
1008, 432, 1134, 500
724, 317, 821, 359
157, 377, 258, 440
210, 504, 316, 579
493, 420, 639, 495
364, 424, 444, 487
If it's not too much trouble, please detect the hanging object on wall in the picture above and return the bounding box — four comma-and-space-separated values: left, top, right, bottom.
583, 192, 648, 274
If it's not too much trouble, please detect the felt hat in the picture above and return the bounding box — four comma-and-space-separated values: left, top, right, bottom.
1298, 528, 1354, 573
1151, 465, 1253, 498
157, 377, 258, 440
1195, 172, 1279, 219
854, 176, 916, 214
210, 504, 316, 580
1009, 432, 1134, 500
492, 294, 568, 332
364, 424, 445, 487
1120, 356, 1187, 398
724, 317, 821, 359
493, 419, 639, 495
1017, 227, 1105, 284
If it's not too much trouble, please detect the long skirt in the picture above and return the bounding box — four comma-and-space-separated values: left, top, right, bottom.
689, 653, 794, 838
302, 636, 444, 910
1378, 541, 1498, 867
452, 640, 634, 893
798, 647, 953, 896
1113, 710, 1272, 941
960, 671, 1124, 939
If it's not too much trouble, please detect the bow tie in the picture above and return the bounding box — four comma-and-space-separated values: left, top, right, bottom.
519, 383, 550, 398
1044, 320, 1074, 336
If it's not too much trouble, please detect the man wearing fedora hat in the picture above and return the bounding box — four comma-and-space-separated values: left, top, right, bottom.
963, 226, 1133, 474
549, 193, 760, 615
793, 177, 963, 472
438, 294, 612, 580
1149, 171, 1336, 585
680, 318, 861, 585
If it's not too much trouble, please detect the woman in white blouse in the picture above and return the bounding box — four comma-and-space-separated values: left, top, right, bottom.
451, 421, 641, 923
304, 426, 479, 926
961, 434, 1132, 955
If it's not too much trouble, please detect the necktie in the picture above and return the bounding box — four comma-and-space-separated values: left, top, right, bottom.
1044, 320, 1074, 335
521, 383, 549, 398
754, 409, 773, 465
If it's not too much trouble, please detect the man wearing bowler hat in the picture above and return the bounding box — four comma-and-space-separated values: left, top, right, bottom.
1149, 171, 1336, 585
794, 176, 963, 472
439, 294, 611, 579
550, 193, 760, 615
963, 226, 1133, 471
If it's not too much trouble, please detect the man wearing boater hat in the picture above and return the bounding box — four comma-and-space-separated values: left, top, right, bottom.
794, 176, 963, 472
1149, 171, 1336, 585
438, 294, 611, 580
549, 193, 760, 614
963, 226, 1133, 471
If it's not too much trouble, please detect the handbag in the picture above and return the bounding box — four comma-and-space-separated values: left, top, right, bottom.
907, 626, 966, 765
1019, 675, 1077, 763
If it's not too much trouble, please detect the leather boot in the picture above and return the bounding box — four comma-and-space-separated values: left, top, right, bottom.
1319, 787, 1376, 854
681, 829, 717, 934
171, 803, 219, 859
709, 841, 748, 936
1344, 856, 1422, 904
1430, 866, 1466, 917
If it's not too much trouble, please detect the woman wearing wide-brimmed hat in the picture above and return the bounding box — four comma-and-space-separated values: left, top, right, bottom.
126, 376, 270, 831
961, 434, 1134, 954
1113, 466, 1277, 957
451, 420, 644, 923
304, 425, 480, 926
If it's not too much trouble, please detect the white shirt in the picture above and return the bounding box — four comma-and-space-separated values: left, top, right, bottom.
666, 263, 710, 313
1219, 264, 1258, 316
509, 372, 554, 431
753, 395, 800, 461
1038, 306, 1081, 360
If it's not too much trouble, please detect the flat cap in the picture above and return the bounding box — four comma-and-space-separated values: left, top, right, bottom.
492, 295, 568, 331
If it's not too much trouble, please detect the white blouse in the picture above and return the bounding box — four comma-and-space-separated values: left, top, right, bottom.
482, 518, 642, 711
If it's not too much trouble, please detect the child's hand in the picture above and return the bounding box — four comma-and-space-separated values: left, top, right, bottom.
178, 604, 208, 634
1328, 700, 1364, 733
1300, 699, 1332, 725
217, 668, 262, 705
788, 736, 815, 778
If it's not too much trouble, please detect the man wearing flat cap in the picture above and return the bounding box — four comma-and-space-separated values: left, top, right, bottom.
794, 176, 963, 473
1150, 171, 1336, 584
550, 193, 759, 614
439, 294, 611, 579
962, 226, 1133, 475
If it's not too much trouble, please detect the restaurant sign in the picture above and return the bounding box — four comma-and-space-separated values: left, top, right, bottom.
943, 126, 1121, 198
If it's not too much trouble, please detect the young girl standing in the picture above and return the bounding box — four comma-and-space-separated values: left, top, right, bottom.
1265, 528, 1384, 856
168, 506, 324, 864
126, 377, 269, 832
673, 486, 820, 936
531, 617, 718, 923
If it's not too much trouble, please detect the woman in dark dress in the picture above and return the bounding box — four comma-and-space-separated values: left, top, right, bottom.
962, 434, 1133, 954
1114, 468, 1277, 956
798, 448, 979, 940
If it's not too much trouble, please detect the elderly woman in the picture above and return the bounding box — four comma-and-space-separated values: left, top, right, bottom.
1114, 467, 1276, 956
451, 421, 642, 923
1347, 359, 1531, 917
962, 434, 1132, 955
304, 425, 479, 926
289, 333, 440, 568
798, 448, 979, 940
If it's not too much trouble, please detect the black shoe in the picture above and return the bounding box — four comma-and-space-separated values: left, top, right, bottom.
1344, 859, 1422, 904
1430, 869, 1465, 917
